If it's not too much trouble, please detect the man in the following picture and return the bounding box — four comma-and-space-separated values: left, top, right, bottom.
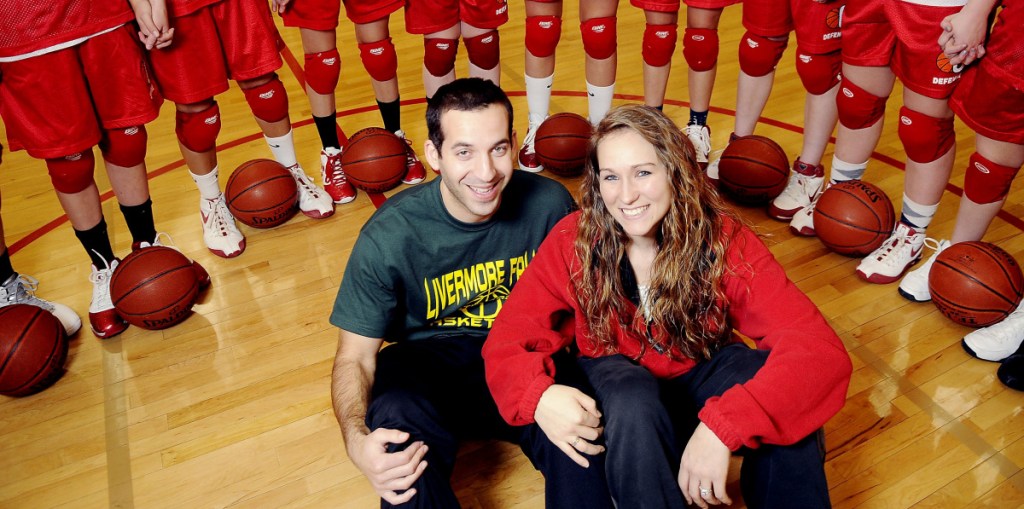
329, 78, 612, 508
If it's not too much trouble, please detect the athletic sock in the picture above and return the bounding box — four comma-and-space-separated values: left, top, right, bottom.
190, 167, 222, 201
0, 248, 14, 283
119, 198, 157, 245
74, 218, 116, 267
586, 81, 615, 125
377, 99, 402, 134
689, 109, 709, 126
830, 156, 868, 184
899, 193, 939, 230
313, 113, 341, 150
525, 73, 554, 128
265, 129, 298, 168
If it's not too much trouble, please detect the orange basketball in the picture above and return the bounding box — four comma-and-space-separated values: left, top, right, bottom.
936, 52, 954, 73
813, 180, 895, 256
929, 242, 1024, 327
225, 159, 299, 228
534, 113, 593, 177
717, 135, 790, 205
0, 304, 68, 397
340, 127, 408, 192
110, 247, 201, 330
826, 7, 841, 30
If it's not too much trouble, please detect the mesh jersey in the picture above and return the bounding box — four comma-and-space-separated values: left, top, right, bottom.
166, 0, 223, 19
0, 0, 133, 59
983, 0, 1023, 88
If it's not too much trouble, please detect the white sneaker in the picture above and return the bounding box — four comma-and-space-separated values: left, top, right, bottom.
518, 124, 543, 173
684, 124, 711, 164
768, 162, 825, 221
963, 300, 1024, 362
897, 239, 950, 302
789, 181, 831, 237
200, 195, 245, 258
287, 164, 335, 219
705, 148, 725, 183
89, 257, 127, 339
0, 273, 82, 336
855, 222, 926, 284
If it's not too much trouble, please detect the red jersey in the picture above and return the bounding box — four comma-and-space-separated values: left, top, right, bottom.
983, 0, 1024, 88
0, 0, 133, 59
166, 0, 223, 18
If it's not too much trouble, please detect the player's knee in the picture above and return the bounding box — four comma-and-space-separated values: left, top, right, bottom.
580, 16, 617, 60
897, 106, 955, 164
241, 76, 289, 123
423, 37, 459, 77
682, 28, 718, 72
366, 390, 437, 431
304, 49, 341, 95
99, 125, 148, 167
175, 102, 221, 153
358, 37, 398, 82
836, 77, 888, 130
963, 152, 1019, 204
464, 30, 500, 71
45, 151, 95, 194
642, 23, 678, 67
525, 15, 562, 58
738, 31, 788, 77
795, 50, 840, 96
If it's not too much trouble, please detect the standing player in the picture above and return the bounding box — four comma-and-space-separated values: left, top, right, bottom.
517, 0, 619, 172
0, 0, 207, 338
148, 0, 335, 259
276, 0, 425, 205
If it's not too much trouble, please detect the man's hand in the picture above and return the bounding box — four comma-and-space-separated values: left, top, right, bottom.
347, 428, 429, 505
678, 423, 733, 508
534, 384, 605, 468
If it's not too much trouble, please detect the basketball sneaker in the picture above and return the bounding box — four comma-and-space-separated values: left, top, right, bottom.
133, 232, 211, 290
897, 238, 950, 302
963, 300, 1024, 362
89, 257, 127, 339
0, 273, 81, 336
320, 147, 356, 204
395, 130, 426, 185
200, 195, 246, 258
684, 123, 711, 165
997, 344, 1024, 391
287, 164, 335, 219
704, 148, 725, 183
789, 181, 831, 237
518, 124, 543, 173
855, 222, 926, 284
768, 161, 825, 221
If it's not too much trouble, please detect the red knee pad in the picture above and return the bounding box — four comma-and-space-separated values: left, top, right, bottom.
464, 30, 500, 71
175, 103, 222, 153
897, 106, 955, 164
580, 17, 617, 60
100, 125, 148, 167
46, 151, 95, 194
964, 152, 1021, 204
836, 77, 888, 130
795, 50, 840, 96
643, 23, 678, 67
682, 28, 718, 72
525, 15, 561, 58
738, 31, 788, 77
304, 49, 341, 95
424, 37, 459, 77
242, 76, 289, 123
359, 38, 398, 82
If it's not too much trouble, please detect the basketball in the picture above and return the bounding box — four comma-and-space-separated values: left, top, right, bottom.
0, 304, 68, 397
225, 159, 299, 228
110, 246, 201, 330
340, 127, 408, 192
929, 242, 1024, 327
716, 135, 790, 205
813, 180, 896, 256
534, 112, 593, 177
936, 52, 954, 73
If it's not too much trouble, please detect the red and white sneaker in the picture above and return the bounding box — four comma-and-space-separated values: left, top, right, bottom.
89, 257, 127, 339
855, 222, 926, 284
788, 181, 831, 237
395, 130, 425, 185
684, 123, 711, 165
200, 195, 245, 258
133, 232, 211, 290
320, 147, 356, 204
287, 164, 335, 218
518, 124, 543, 173
768, 161, 825, 221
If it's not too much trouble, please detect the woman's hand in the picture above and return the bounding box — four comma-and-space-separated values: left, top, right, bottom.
534, 384, 605, 468
678, 423, 733, 507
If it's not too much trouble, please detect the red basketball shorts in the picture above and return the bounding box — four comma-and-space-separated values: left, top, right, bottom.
951, 61, 1024, 145
404, 0, 509, 34
281, 0, 403, 29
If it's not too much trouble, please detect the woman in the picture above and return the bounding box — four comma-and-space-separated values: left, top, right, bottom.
483, 105, 852, 508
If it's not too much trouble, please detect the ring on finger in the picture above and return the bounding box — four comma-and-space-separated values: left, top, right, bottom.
699, 486, 711, 498
571, 437, 581, 447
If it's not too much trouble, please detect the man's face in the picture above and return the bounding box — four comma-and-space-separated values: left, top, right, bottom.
425, 104, 516, 224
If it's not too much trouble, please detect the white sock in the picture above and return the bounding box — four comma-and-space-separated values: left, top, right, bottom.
190, 167, 222, 201
525, 73, 554, 128
265, 130, 298, 168
830, 155, 868, 184
586, 81, 615, 126
900, 193, 940, 230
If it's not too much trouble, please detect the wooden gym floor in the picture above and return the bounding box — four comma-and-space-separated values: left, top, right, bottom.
1, 2, 1023, 508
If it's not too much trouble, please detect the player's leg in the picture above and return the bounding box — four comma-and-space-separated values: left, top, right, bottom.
641, 8, 679, 109
520, 0, 563, 172
681, 5, 723, 166
580, 0, 619, 124
421, 24, 461, 99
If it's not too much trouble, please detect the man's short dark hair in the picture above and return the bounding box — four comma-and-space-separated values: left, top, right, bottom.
425, 78, 514, 153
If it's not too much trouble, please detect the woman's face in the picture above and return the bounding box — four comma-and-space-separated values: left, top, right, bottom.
596, 129, 672, 243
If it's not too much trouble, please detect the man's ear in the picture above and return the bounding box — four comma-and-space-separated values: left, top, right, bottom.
424, 139, 441, 172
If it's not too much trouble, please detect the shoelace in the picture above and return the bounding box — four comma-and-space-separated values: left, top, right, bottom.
290, 166, 325, 198
208, 197, 235, 237
3, 274, 39, 303
523, 126, 538, 152
875, 227, 916, 267
685, 125, 711, 153
921, 237, 944, 254
322, 155, 344, 186
779, 172, 817, 202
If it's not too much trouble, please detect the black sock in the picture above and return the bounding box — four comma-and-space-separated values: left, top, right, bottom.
313, 113, 341, 150
120, 198, 157, 245
654, 105, 664, 111
74, 218, 116, 268
0, 248, 14, 283
378, 99, 402, 133
688, 109, 709, 126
